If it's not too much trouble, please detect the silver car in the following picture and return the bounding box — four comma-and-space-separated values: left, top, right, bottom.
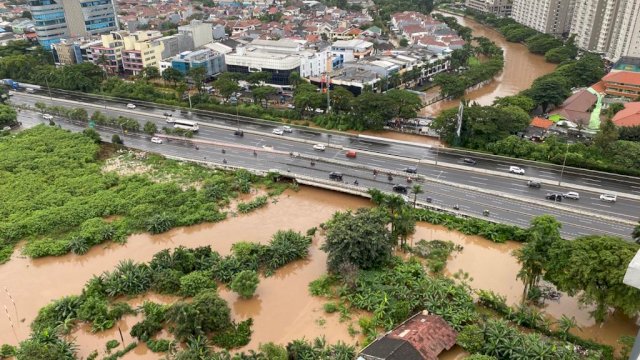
599, 194, 617, 202
562, 192, 580, 200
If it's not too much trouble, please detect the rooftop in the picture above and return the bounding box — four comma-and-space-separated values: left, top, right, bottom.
612, 102, 640, 127
603, 71, 640, 86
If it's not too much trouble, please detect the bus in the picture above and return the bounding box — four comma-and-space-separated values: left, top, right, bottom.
172, 119, 199, 132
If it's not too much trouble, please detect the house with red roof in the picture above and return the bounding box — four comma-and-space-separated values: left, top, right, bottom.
357, 312, 457, 360
602, 71, 640, 100
612, 102, 640, 127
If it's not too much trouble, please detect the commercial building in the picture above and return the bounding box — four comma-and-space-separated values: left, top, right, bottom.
51, 38, 83, 64
465, 0, 512, 17
331, 39, 373, 65
511, 0, 575, 35
156, 33, 194, 60
89, 30, 165, 75
178, 20, 212, 48
29, 0, 118, 49
170, 49, 225, 78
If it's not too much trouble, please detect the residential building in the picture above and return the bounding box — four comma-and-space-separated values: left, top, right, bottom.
331, 39, 373, 64
612, 102, 640, 127
605, 1, 640, 60
89, 30, 165, 75
357, 312, 457, 360
570, 0, 620, 54
602, 71, 640, 99
465, 0, 512, 17
178, 20, 212, 48
511, 0, 575, 35
549, 89, 598, 126
170, 49, 225, 78
29, 0, 118, 49
90, 31, 125, 74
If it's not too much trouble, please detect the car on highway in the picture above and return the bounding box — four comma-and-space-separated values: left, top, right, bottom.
527, 179, 541, 188
42, 113, 53, 120
345, 150, 357, 158
392, 184, 408, 194
545, 193, 562, 202
600, 193, 617, 202
329, 172, 343, 181
563, 192, 580, 200
126, 103, 136, 109
509, 166, 525, 175
272, 128, 284, 135
313, 144, 326, 151
163, 112, 172, 117
262, 145, 274, 151
462, 157, 476, 165
150, 137, 163, 144
282, 126, 293, 133
403, 166, 418, 174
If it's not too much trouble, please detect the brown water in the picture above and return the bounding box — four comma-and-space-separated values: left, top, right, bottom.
422, 14, 557, 116
414, 224, 639, 348
0, 188, 636, 357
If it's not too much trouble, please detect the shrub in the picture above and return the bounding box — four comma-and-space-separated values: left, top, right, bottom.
264, 230, 312, 271
323, 303, 338, 313
179, 270, 216, 297
236, 195, 268, 213
457, 324, 484, 353
151, 268, 183, 294
146, 339, 172, 353
102, 260, 152, 297
230, 270, 259, 298
130, 302, 167, 342
105, 340, 119, 352
0, 344, 16, 357
210, 319, 253, 349
308, 275, 337, 297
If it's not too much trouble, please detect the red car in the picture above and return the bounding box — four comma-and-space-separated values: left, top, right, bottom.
345, 150, 357, 158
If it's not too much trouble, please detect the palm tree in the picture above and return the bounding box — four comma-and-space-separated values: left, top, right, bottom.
410, 184, 424, 208
557, 315, 578, 340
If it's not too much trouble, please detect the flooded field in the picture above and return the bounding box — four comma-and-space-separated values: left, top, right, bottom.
0, 187, 635, 358
423, 14, 557, 116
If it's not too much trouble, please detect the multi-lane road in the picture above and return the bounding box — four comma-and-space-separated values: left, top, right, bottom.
9, 90, 640, 240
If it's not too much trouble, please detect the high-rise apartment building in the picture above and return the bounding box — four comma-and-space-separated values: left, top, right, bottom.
609, 0, 640, 60
511, 0, 575, 35
465, 0, 512, 17
29, 0, 118, 49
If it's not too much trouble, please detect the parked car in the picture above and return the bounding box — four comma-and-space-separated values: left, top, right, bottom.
462, 157, 476, 165
562, 192, 580, 200
527, 179, 541, 188
403, 166, 418, 174
282, 126, 293, 133
313, 144, 326, 151
329, 172, 343, 181
392, 184, 408, 194
345, 150, 357, 158
42, 113, 53, 120
126, 103, 136, 109
509, 166, 525, 175
545, 193, 562, 202
272, 128, 284, 135
600, 193, 617, 202
151, 137, 163, 144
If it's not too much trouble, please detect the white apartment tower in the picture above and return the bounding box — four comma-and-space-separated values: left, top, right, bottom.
511, 0, 576, 35
465, 0, 512, 17
608, 0, 640, 60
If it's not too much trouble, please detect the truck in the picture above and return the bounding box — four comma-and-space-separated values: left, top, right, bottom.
2, 79, 20, 90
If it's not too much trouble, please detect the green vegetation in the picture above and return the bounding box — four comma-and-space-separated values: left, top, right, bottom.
0, 104, 17, 128
230, 270, 260, 298
0, 126, 291, 262
236, 195, 268, 213
411, 239, 462, 273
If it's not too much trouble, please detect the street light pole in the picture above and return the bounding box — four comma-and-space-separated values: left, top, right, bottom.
44, 76, 52, 101
558, 141, 570, 186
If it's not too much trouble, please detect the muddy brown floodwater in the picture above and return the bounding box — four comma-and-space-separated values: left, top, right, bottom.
0, 187, 636, 359
422, 14, 557, 116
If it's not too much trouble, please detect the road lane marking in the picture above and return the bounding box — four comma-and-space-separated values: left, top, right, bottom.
467, 180, 487, 186
583, 178, 601, 183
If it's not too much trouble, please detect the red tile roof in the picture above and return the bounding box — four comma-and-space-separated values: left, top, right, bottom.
387, 313, 457, 360
612, 102, 640, 127
530, 117, 554, 129
590, 81, 606, 93
603, 71, 640, 86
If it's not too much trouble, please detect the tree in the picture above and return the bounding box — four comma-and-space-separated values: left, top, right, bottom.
594, 118, 619, 153
82, 128, 101, 144
111, 134, 123, 145
0, 104, 17, 128
289, 71, 302, 90
320, 208, 393, 273
605, 102, 625, 119
251, 86, 277, 108
399, 38, 409, 47
230, 270, 259, 298
544, 47, 573, 64
213, 76, 240, 102
162, 67, 184, 86
246, 71, 271, 87
524, 75, 571, 113
187, 66, 207, 93
143, 121, 158, 135
259, 343, 287, 360
367, 189, 415, 248
385, 89, 422, 120
493, 95, 535, 113
515, 215, 562, 302
21, 10, 32, 19
434, 73, 467, 98
140, 66, 160, 80
330, 86, 354, 113
410, 184, 423, 208
180, 271, 216, 297
544, 235, 640, 322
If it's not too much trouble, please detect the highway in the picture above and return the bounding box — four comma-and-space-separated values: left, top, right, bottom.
9, 91, 639, 240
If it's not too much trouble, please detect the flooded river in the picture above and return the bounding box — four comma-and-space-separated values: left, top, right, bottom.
423, 14, 557, 116
0, 187, 635, 358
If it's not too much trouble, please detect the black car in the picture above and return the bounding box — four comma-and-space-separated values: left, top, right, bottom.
163, 112, 172, 117
545, 193, 562, 202
392, 184, 408, 194
329, 172, 343, 181
234, 130, 244, 136
462, 157, 476, 165
403, 167, 418, 174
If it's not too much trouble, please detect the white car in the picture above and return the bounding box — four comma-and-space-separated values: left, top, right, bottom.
600, 193, 617, 203
262, 144, 274, 151
126, 103, 136, 109
562, 192, 580, 200
509, 166, 525, 175
150, 137, 163, 144
282, 125, 293, 133
272, 128, 284, 135
42, 114, 53, 120
313, 143, 326, 151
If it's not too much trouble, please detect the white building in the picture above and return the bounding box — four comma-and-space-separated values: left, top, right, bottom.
178, 20, 213, 48
465, 0, 512, 17
331, 39, 373, 65
511, 0, 575, 35
608, 0, 640, 60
